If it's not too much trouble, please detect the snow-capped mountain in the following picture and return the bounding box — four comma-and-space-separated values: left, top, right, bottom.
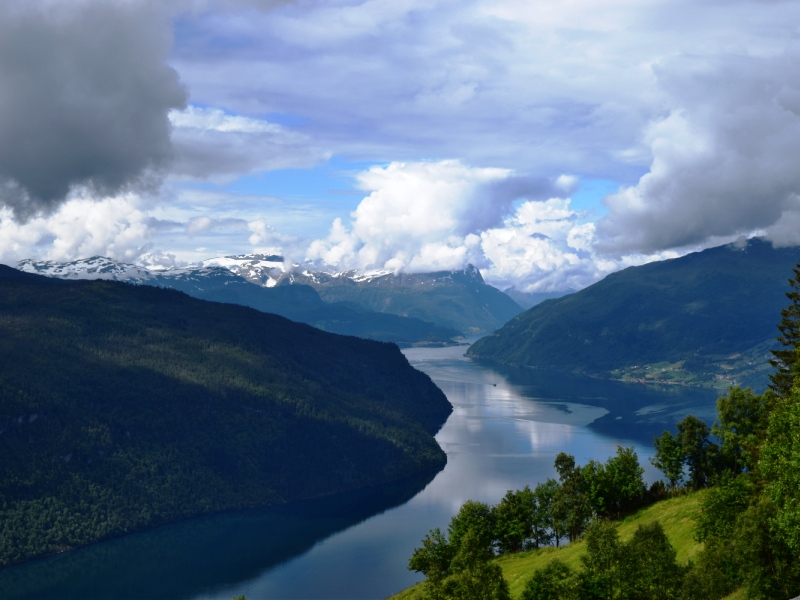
201, 254, 287, 287
15, 254, 524, 335
13, 256, 461, 344
201, 253, 395, 288
17, 256, 252, 290
270, 261, 522, 335
18, 256, 154, 282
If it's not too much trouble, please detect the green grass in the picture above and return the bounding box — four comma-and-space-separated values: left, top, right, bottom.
392, 490, 716, 599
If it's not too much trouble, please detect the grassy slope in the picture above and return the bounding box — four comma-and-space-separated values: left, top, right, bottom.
393, 491, 746, 600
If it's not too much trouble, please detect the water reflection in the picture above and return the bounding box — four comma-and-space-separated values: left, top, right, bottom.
0, 473, 437, 600
1, 344, 719, 600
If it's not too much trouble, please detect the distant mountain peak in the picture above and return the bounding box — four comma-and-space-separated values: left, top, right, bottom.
462, 264, 483, 282
17, 256, 153, 281
201, 254, 287, 287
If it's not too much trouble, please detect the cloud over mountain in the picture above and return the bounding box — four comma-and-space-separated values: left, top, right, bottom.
305, 160, 619, 291
4, 0, 800, 294
596, 49, 800, 255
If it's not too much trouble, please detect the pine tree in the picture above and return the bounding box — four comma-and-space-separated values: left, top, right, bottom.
769, 263, 800, 397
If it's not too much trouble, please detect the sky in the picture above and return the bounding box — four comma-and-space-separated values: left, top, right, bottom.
2, 0, 800, 292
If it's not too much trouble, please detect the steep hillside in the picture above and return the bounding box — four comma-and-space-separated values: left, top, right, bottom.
0, 267, 451, 567
503, 288, 573, 310
468, 239, 800, 389
292, 265, 523, 335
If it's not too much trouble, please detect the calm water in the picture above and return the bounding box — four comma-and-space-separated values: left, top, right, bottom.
0, 344, 718, 600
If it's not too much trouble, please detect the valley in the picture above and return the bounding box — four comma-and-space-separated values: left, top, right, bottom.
4, 239, 800, 599
0, 342, 718, 600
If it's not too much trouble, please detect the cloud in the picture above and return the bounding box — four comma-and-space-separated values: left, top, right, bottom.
0, 1, 186, 220
186, 215, 249, 236
0, 194, 158, 265
247, 218, 301, 255
479, 201, 627, 292
596, 49, 800, 255
307, 160, 568, 272
169, 105, 328, 181
170, 0, 661, 176
305, 160, 637, 289
176, 0, 800, 179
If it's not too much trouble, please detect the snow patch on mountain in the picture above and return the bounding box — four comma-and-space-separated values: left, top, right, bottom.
16, 254, 490, 294
202, 254, 287, 287
17, 256, 154, 282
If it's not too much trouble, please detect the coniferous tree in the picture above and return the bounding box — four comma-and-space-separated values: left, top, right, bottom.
769, 262, 800, 397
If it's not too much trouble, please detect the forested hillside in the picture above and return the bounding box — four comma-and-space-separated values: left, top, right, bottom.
469, 238, 800, 389
292, 265, 523, 335
0, 266, 451, 567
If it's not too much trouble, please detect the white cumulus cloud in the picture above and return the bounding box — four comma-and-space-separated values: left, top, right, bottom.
0, 194, 157, 265
305, 160, 657, 290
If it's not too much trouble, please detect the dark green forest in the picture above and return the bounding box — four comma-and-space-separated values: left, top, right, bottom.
0, 266, 451, 567
468, 238, 800, 389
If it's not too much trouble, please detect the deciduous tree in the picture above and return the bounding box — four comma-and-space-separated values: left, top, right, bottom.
522, 559, 577, 600
676, 415, 717, 490
553, 453, 591, 542
448, 500, 495, 554
651, 430, 684, 490
493, 486, 534, 554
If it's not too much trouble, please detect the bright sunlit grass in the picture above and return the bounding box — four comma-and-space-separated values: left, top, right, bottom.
392, 490, 712, 599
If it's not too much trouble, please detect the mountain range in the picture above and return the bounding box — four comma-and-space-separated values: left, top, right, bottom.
16, 257, 457, 345
0, 266, 451, 567
18, 256, 524, 340
283, 263, 523, 335
468, 238, 800, 390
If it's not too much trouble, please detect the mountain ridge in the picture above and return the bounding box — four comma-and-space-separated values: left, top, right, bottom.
467, 238, 800, 390
16, 257, 460, 345
17, 255, 523, 337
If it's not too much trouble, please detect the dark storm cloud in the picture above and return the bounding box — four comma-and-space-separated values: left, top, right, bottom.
485, 175, 578, 205
0, 2, 187, 220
